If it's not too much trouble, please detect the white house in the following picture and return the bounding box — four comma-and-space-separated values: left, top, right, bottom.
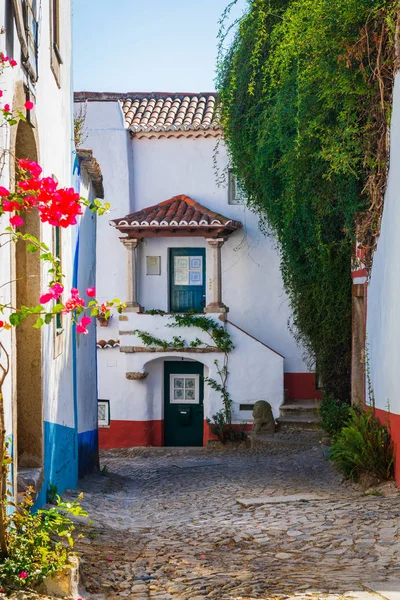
0, 1, 101, 505
364, 72, 400, 485
75, 92, 320, 448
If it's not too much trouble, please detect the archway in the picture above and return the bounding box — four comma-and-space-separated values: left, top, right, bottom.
15, 118, 43, 468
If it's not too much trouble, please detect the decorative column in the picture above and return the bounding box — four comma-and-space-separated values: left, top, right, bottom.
122, 238, 143, 312
205, 238, 229, 313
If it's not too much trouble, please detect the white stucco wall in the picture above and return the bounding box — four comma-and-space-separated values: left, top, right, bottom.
79, 100, 309, 373
75, 167, 97, 435
1, 3, 75, 427
366, 72, 400, 417
98, 312, 284, 422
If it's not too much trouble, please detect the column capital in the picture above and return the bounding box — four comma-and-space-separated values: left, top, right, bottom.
121, 238, 140, 249
207, 238, 226, 248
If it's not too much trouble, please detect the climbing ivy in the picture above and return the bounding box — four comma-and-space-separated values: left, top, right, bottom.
217, 0, 399, 400
133, 314, 234, 428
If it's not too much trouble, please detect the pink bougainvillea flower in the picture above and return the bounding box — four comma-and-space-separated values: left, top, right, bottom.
40, 293, 53, 304
71, 288, 79, 297
0, 186, 10, 197
0, 321, 4, 328
3, 104, 10, 113
86, 287, 96, 297
18, 571, 28, 579
76, 323, 89, 335
80, 316, 92, 327
18, 158, 43, 178
10, 215, 24, 227
24, 100, 34, 110
0, 90, 3, 97
9, 59, 17, 67
50, 283, 64, 299
0, 55, 9, 63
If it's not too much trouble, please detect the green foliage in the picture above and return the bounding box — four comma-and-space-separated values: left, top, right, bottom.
320, 393, 351, 437
206, 411, 247, 443
217, 0, 397, 399
0, 488, 87, 588
329, 408, 394, 481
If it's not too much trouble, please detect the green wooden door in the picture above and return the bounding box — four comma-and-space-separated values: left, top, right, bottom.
170, 248, 206, 313
164, 362, 204, 446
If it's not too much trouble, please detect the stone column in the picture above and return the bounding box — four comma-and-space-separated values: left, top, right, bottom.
122, 238, 143, 312
205, 238, 229, 314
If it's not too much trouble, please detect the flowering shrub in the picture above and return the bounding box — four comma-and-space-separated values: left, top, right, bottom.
0, 52, 124, 334
0, 487, 87, 588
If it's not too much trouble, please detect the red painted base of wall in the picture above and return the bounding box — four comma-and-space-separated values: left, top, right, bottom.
99, 420, 163, 449
100, 420, 253, 449
374, 408, 400, 486
284, 373, 321, 400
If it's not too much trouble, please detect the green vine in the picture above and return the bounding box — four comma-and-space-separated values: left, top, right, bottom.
133, 314, 234, 430
217, 0, 399, 400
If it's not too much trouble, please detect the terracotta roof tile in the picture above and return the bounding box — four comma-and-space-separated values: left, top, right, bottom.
77, 149, 104, 199
121, 94, 221, 134
110, 195, 242, 232
97, 339, 120, 349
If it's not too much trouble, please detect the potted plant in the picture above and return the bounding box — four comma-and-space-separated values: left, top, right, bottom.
96, 303, 112, 327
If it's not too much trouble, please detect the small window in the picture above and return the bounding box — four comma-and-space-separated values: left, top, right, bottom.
240, 404, 255, 411
98, 400, 110, 427
228, 168, 246, 205
170, 375, 200, 404
50, 0, 63, 87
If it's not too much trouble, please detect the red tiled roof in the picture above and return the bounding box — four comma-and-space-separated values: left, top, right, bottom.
97, 339, 120, 349
121, 94, 220, 134
110, 195, 242, 231
74, 92, 221, 138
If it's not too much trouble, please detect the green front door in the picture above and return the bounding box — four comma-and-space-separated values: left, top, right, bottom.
170, 248, 206, 313
164, 362, 204, 446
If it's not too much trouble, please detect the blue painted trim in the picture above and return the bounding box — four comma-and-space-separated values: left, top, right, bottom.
78, 429, 98, 478
35, 422, 78, 508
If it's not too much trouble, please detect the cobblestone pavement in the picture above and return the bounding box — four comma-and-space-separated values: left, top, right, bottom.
68, 436, 400, 600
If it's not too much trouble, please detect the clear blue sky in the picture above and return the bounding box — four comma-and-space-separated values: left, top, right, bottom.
72, 0, 247, 93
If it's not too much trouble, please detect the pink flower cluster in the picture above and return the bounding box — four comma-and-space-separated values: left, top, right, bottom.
0, 53, 17, 67
1, 159, 82, 228
39, 282, 64, 304
39, 286, 97, 334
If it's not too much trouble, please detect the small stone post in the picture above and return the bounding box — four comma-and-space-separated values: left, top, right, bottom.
122, 238, 143, 312
205, 238, 228, 313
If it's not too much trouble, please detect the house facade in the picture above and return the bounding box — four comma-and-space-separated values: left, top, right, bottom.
0, 1, 101, 504
361, 72, 400, 485
75, 92, 320, 449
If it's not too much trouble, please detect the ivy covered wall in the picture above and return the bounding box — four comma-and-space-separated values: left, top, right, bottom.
217, 0, 398, 400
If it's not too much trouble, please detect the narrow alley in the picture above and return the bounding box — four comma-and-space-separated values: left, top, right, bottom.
69, 438, 400, 600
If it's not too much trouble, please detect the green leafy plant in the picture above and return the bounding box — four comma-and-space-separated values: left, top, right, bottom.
0, 487, 87, 588
46, 482, 58, 505
217, 0, 398, 400
329, 408, 394, 482
320, 393, 351, 437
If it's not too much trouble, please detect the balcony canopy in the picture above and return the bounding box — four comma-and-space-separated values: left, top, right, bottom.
110, 195, 242, 239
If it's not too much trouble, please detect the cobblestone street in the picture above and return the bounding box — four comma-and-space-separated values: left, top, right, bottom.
70, 437, 400, 600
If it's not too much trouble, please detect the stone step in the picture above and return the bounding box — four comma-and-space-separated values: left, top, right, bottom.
277, 415, 322, 431
280, 402, 320, 419
282, 399, 321, 406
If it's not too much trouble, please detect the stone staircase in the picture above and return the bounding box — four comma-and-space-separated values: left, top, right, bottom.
277, 398, 322, 430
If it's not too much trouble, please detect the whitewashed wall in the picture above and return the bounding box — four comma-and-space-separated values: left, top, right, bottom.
80, 100, 309, 374
367, 73, 400, 418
